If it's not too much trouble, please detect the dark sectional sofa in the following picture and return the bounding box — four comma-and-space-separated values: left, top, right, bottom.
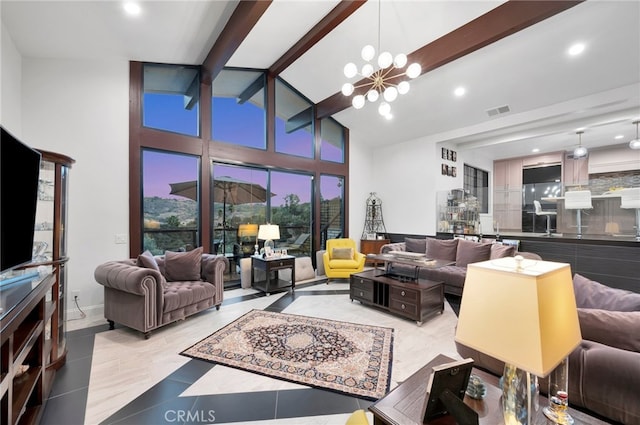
380, 237, 541, 296
457, 273, 640, 425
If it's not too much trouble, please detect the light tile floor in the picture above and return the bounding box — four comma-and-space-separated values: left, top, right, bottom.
42, 280, 462, 425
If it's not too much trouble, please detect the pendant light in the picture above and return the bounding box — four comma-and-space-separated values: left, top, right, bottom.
630, 121, 640, 150
573, 131, 588, 159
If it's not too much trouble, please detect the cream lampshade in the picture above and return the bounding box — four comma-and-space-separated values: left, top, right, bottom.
258, 224, 280, 250
455, 256, 581, 425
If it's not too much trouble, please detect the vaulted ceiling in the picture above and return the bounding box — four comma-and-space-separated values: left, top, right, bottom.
2, 0, 639, 159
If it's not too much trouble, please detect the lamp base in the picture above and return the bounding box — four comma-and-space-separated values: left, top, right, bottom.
543, 405, 574, 425
502, 363, 539, 425
543, 357, 574, 425
264, 239, 275, 250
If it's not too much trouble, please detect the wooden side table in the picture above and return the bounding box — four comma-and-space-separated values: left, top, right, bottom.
251, 255, 295, 295
361, 239, 390, 267
370, 354, 609, 425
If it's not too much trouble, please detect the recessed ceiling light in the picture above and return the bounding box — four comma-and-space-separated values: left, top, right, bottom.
123, 2, 141, 16
615, 134, 624, 140
568, 43, 585, 56
532, 148, 540, 153
454, 87, 466, 97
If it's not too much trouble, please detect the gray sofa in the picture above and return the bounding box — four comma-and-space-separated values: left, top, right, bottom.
94, 248, 228, 338
380, 237, 541, 295
457, 273, 640, 425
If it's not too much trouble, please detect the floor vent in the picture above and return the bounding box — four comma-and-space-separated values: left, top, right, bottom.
486, 105, 511, 117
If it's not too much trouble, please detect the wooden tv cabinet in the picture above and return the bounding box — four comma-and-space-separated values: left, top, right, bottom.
350, 269, 444, 325
1, 272, 56, 425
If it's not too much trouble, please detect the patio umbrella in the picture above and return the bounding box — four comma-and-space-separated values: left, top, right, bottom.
169, 176, 274, 253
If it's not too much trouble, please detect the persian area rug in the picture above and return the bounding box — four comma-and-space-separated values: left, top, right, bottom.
181, 309, 394, 400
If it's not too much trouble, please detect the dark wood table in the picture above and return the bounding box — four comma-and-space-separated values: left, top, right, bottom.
251, 255, 295, 295
370, 354, 610, 425
350, 269, 443, 325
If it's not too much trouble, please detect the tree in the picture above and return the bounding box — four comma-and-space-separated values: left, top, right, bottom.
166, 216, 181, 228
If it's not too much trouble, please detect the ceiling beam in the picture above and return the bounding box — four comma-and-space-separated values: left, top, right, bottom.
202, 0, 272, 84
269, 0, 367, 76
316, 0, 583, 119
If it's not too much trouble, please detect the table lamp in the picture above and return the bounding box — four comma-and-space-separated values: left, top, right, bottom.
258, 224, 280, 251
455, 256, 581, 425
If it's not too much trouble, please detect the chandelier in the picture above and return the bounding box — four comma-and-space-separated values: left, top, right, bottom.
341, 1, 421, 120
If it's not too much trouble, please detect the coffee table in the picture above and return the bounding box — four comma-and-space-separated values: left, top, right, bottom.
370, 354, 610, 425
350, 269, 443, 325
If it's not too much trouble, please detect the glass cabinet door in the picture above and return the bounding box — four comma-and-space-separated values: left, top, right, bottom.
35, 149, 75, 370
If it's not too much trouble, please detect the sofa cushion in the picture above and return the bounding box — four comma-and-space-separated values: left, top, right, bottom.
578, 309, 640, 352
455, 240, 491, 267
163, 280, 215, 313
164, 247, 203, 282
332, 247, 353, 260
137, 250, 160, 271
490, 243, 516, 259
404, 237, 427, 253
426, 238, 458, 261
573, 274, 640, 311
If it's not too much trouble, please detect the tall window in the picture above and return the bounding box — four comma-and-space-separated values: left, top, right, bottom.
130, 62, 350, 269
211, 164, 268, 257
142, 150, 200, 253
275, 78, 313, 158
464, 164, 489, 213
270, 171, 313, 256
320, 117, 345, 163
212, 69, 266, 149
143, 64, 200, 137
319, 175, 344, 249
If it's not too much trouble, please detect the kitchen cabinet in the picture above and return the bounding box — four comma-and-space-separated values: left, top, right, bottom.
493, 158, 523, 231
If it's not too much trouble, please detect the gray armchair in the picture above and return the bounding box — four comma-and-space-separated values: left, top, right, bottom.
94, 252, 227, 338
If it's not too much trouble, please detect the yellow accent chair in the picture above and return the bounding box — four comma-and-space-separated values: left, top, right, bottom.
323, 238, 366, 281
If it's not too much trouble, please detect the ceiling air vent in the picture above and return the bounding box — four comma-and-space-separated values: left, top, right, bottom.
486, 105, 511, 117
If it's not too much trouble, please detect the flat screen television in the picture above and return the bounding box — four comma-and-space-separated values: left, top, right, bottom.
1, 126, 42, 274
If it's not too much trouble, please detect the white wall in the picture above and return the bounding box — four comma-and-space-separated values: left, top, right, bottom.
19, 57, 130, 314
1, 23, 23, 134
367, 137, 494, 236
348, 133, 375, 245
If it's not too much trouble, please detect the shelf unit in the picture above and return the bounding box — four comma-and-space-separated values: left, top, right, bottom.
437, 190, 480, 234
1, 272, 56, 425
32, 149, 74, 370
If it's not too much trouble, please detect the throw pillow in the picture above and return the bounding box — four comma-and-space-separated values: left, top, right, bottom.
578, 309, 640, 352
332, 247, 354, 260
164, 246, 203, 282
425, 238, 458, 261
455, 239, 491, 267
137, 250, 160, 271
404, 237, 427, 253
489, 243, 516, 259
573, 274, 640, 311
